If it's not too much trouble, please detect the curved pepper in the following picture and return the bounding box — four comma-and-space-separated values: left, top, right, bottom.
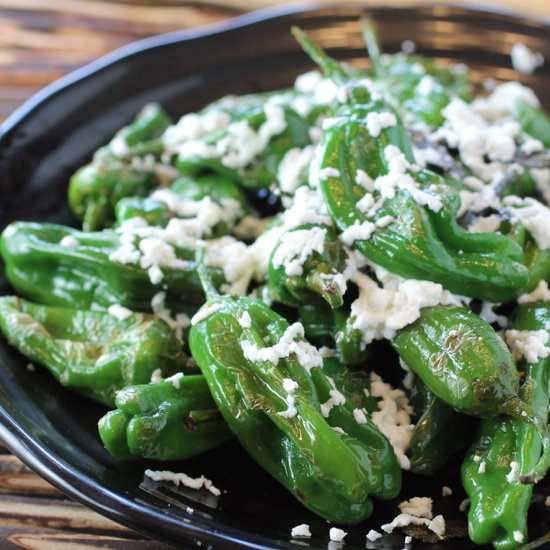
293, 28, 528, 302
0, 296, 186, 406
99, 375, 232, 460
461, 302, 550, 549
188, 260, 400, 523
69, 103, 172, 231
268, 223, 347, 308
0, 222, 224, 311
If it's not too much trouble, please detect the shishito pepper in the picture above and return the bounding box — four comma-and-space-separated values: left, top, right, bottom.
0, 222, 224, 311
268, 223, 347, 309
461, 302, 550, 550
292, 28, 529, 302
115, 172, 253, 233
0, 296, 186, 406
188, 257, 400, 524
69, 103, 172, 231
99, 375, 232, 460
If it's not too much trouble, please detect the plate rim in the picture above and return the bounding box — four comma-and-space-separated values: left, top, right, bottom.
1, 2, 550, 549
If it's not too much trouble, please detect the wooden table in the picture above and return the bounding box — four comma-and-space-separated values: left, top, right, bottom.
0, 1, 549, 547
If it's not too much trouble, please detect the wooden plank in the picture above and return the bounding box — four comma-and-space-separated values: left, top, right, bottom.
0, 495, 136, 536
0, 456, 62, 497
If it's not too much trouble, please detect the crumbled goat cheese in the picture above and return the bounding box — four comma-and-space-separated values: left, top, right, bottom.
26, 363, 35, 372
504, 197, 550, 250
381, 509, 446, 538
279, 378, 299, 419
107, 304, 133, 321
110, 134, 130, 157
239, 311, 252, 329
511, 43, 544, 74
545, 496, 550, 507
150, 291, 190, 342
399, 497, 433, 519
318, 167, 340, 181
505, 329, 550, 363
459, 498, 470, 513
144, 469, 220, 496
353, 408, 368, 425
340, 220, 377, 245
401, 40, 416, 53
531, 167, 550, 204
473, 455, 482, 463
272, 226, 326, 277
291, 524, 311, 538
513, 530, 525, 543
518, 280, 550, 304
506, 461, 520, 483
366, 529, 383, 542
405, 535, 412, 544
150, 368, 163, 383
60, 235, 80, 248
346, 258, 458, 346
520, 138, 544, 156
356, 169, 374, 191
165, 372, 184, 390
468, 214, 502, 234
366, 111, 397, 137
277, 146, 315, 194
191, 303, 224, 326
442, 486, 453, 497
329, 528, 347, 542
241, 322, 322, 373
370, 372, 415, 470
320, 385, 347, 418
399, 359, 415, 390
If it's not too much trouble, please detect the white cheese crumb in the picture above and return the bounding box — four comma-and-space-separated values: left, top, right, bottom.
239, 311, 252, 329
191, 303, 223, 326
144, 469, 221, 496
241, 322, 322, 373
340, 220, 377, 245
513, 530, 525, 543
505, 329, 550, 363
332, 426, 347, 435
353, 408, 368, 425
506, 461, 520, 483
545, 496, 550, 507
150, 291, 190, 343
399, 497, 433, 519
504, 197, 550, 250
59, 235, 80, 248
468, 214, 502, 234
511, 43, 544, 74
442, 486, 453, 497
366, 111, 397, 138
282, 378, 299, 393
401, 40, 416, 53
366, 529, 383, 541
329, 528, 347, 542
147, 264, 164, 285
355, 169, 374, 190
473, 454, 482, 463
318, 167, 340, 181
291, 524, 311, 538
399, 359, 415, 390
518, 280, 550, 304
26, 362, 35, 372
150, 368, 163, 384
405, 535, 412, 544
165, 372, 184, 390
107, 304, 133, 321
320, 389, 346, 418
459, 498, 470, 513
277, 146, 315, 195
479, 301, 507, 328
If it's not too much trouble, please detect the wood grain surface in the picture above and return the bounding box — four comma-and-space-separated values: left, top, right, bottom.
0, 1, 549, 548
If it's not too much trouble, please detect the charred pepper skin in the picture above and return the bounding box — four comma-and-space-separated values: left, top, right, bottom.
0, 222, 224, 311
0, 296, 186, 407
69, 103, 172, 231
99, 375, 232, 461
189, 290, 400, 524
462, 302, 550, 550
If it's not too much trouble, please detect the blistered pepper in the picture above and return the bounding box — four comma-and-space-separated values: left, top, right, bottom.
461, 302, 550, 549
188, 257, 400, 524
0, 296, 186, 406
69, 103, 172, 231
99, 375, 232, 460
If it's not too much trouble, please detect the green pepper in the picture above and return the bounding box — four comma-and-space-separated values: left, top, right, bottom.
268, 223, 347, 308
361, 18, 473, 127
408, 378, 476, 475
115, 173, 253, 234
0, 222, 223, 311
292, 28, 528, 302
69, 103, 172, 231
391, 305, 540, 422
462, 302, 550, 549
0, 296, 186, 407
99, 375, 232, 460
188, 257, 400, 524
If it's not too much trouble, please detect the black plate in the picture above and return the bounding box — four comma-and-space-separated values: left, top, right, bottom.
1, 3, 549, 549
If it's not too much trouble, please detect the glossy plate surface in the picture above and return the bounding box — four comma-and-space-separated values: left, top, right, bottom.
0, 3, 549, 548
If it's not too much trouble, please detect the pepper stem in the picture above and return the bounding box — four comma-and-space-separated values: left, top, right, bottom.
499, 395, 550, 484
291, 26, 349, 82
360, 18, 383, 76
306, 264, 344, 309
195, 247, 220, 301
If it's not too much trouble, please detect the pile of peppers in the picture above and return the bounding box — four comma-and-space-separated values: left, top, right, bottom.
0, 17, 549, 549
